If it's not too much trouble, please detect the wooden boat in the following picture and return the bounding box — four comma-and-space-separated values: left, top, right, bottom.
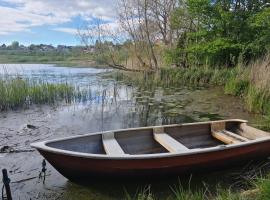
31, 119, 270, 181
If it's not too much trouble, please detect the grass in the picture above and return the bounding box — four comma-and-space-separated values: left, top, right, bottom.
109, 66, 238, 90
124, 184, 243, 200
111, 55, 270, 200
254, 176, 270, 200
0, 77, 76, 110
0, 50, 98, 67
111, 54, 270, 124
124, 176, 270, 200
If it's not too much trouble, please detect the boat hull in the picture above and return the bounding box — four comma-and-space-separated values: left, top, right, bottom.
37, 139, 270, 181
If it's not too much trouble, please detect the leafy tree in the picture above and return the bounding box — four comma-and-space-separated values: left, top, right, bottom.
169, 0, 270, 68
11, 41, 19, 49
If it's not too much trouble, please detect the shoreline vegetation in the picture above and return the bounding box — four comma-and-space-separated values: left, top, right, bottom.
0, 49, 102, 67
111, 54, 270, 131
0, 77, 73, 111
123, 176, 270, 200
111, 55, 270, 200
0, 75, 92, 111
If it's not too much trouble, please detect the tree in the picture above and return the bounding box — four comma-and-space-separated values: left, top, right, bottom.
168, 0, 270, 68
149, 0, 178, 46
11, 41, 19, 49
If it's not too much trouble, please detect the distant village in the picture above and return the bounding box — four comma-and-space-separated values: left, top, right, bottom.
0, 41, 95, 53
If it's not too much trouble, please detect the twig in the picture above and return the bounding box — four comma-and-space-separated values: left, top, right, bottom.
0, 149, 35, 154
11, 174, 51, 184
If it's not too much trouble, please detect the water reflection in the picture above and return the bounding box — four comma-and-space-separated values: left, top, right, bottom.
0, 64, 255, 130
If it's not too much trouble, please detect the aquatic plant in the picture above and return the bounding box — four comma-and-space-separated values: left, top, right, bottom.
0, 77, 76, 110
112, 54, 270, 126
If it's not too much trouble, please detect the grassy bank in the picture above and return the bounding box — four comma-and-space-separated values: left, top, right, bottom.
0, 50, 98, 67
109, 55, 270, 199
0, 77, 77, 110
125, 177, 270, 200
111, 55, 270, 128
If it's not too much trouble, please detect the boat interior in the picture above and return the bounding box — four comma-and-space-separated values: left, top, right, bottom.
47, 121, 270, 156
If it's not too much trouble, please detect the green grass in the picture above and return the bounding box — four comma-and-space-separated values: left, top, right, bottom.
0, 50, 97, 67
111, 62, 270, 125
124, 177, 270, 200
0, 77, 76, 110
171, 183, 206, 200
254, 176, 270, 200
124, 184, 246, 200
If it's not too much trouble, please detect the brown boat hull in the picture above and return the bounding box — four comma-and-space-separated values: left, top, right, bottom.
38, 139, 270, 181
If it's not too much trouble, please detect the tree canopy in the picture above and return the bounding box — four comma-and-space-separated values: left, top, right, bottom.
168, 0, 270, 67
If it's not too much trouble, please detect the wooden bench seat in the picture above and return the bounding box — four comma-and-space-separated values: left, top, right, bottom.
153, 127, 189, 153
211, 122, 249, 144
102, 132, 126, 155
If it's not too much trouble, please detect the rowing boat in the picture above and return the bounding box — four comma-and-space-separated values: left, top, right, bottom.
31, 119, 270, 181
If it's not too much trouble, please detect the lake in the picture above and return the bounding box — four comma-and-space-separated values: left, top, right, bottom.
0, 64, 263, 199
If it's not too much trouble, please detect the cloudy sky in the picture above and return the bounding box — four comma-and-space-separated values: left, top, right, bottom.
0, 0, 117, 46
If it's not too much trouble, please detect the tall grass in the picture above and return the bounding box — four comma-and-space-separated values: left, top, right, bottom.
124, 184, 246, 200
112, 54, 270, 123
224, 55, 270, 116
111, 66, 238, 90
0, 77, 75, 110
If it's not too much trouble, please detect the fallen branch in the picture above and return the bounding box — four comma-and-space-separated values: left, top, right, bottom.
11, 174, 51, 184
0, 146, 35, 154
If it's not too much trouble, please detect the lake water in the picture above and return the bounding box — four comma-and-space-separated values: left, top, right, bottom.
0, 64, 264, 199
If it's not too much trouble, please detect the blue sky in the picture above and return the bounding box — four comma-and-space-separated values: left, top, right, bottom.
0, 0, 118, 46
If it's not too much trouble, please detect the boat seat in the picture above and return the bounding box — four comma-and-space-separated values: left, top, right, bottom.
102, 132, 126, 155
153, 127, 189, 153
211, 122, 249, 144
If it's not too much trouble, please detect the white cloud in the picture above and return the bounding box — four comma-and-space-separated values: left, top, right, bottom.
53, 28, 78, 35
0, 0, 118, 35
54, 21, 121, 36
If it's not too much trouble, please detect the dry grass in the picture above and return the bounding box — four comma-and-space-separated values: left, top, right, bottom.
250, 54, 270, 92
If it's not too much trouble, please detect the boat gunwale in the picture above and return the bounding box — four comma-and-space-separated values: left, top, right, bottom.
31, 119, 270, 160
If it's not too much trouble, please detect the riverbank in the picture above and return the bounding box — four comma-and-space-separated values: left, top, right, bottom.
0, 51, 107, 68
126, 174, 270, 200
110, 56, 270, 131
107, 56, 270, 199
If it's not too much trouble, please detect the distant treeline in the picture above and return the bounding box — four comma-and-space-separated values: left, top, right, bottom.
0, 41, 86, 53
0, 41, 97, 65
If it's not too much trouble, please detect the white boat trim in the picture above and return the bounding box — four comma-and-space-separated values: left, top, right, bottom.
31, 119, 270, 160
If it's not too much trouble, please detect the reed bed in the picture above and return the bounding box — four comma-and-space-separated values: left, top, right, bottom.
112, 54, 270, 122
0, 77, 76, 110
224, 55, 270, 116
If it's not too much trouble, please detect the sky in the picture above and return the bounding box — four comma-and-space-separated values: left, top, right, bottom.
0, 0, 118, 46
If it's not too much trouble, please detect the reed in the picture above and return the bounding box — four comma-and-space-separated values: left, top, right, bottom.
0, 77, 75, 110
112, 54, 270, 122
110, 66, 237, 90
224, 66, 249, 96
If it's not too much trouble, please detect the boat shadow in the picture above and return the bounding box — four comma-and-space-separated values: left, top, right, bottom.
64, 159, 270, 197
